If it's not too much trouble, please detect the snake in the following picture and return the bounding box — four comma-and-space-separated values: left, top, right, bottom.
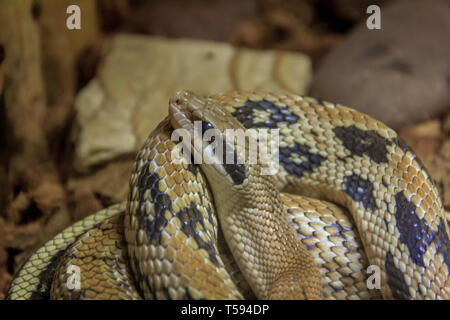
6, 91, 450, 300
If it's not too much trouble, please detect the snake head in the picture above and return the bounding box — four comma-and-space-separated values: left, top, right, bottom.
169, 90, 246, 132
169, 90, 255, 186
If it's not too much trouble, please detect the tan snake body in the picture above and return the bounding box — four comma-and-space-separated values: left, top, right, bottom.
7, 91, 450, 300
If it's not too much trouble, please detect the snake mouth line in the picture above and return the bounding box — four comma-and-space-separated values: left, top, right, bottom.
168, 90, 232, 180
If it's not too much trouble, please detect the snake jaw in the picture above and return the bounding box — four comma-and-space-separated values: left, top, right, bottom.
169, 90, 249, 186
169, 92, 194, 132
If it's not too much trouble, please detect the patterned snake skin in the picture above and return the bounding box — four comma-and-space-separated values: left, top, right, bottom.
7, 91, 450, 300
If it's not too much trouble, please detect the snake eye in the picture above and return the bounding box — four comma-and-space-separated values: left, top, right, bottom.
201, 121, 214, 134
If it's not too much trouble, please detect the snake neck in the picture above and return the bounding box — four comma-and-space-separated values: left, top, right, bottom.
206, 164, 322, 299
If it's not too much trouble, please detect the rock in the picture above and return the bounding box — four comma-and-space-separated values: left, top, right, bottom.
74, 34, 312, 170
310, 0, 450, 130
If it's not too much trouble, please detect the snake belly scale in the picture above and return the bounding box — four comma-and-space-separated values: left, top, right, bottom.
7, 91, 450, 300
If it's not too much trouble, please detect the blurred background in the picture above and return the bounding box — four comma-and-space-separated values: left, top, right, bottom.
0, 0, 449, 298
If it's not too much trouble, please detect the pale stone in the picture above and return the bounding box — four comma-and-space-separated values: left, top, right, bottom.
74, 34, 312, 170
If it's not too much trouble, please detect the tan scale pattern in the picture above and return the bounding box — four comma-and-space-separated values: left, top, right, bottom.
125, 119, 243, 300
7, 203, 125, 300
51, 214, 141, 300
281, 193, 381, 300
214, 92, 449, 299
7, 91, 450, 300
201, 164, 323, 299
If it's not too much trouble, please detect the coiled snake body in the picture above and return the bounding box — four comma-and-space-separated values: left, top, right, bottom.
7, 91, 450, 300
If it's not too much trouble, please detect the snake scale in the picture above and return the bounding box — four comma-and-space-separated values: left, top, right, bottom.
7, 91, 450, 300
